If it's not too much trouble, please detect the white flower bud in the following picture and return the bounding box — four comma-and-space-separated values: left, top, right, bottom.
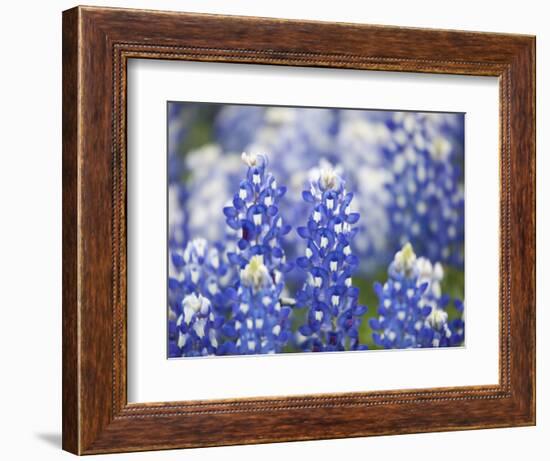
181, 293, 210, 325
241, 151, 258, 167
426, 308, 448, 330
241, 255, 270, 291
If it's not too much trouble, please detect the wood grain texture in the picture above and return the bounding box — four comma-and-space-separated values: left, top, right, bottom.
62, 7, 80, 454
62, 5, 536, 455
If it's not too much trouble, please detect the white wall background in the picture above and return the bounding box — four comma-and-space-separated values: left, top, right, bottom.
0, 1, 545, 459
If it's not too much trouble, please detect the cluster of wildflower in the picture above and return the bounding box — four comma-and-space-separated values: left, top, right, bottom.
369, 242, 465, 349
167, 103, 466, 357
295, 161, 368, 352
215, 106, 336, 169
168, 238, 230, 357
167, 153, 465, 356
382, 112, 465, 266
215, 108, 333, 239
206, 106, 465, 273
218, 153, 295, 355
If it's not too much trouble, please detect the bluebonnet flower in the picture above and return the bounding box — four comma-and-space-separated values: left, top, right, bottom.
382, 112, 464, 267
168, 238, 230, 357
334, 111, 395, 270
170, 293, 220, 357
180, 105, 464, 276
369, 242, 465, 349
212, 106, 464, 273
295, 161, 368, 352
166, 102, 466, 357
183, 144, 243, 244
214, 107, 340, 262
219, 153, 295, 355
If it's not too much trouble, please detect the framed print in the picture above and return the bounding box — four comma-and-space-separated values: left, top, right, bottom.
62, 6, 536, 455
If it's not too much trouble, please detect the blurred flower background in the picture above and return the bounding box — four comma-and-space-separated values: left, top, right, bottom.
168, 102, 465, 357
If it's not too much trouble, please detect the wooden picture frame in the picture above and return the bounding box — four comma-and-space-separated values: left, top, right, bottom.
62, 5, 536, 455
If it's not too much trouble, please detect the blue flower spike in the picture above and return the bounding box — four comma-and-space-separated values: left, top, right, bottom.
383, 112, 464, 267
370, 242, 465, 349
168, 238, 228, 356
295, 160, 368, 352
220, 152, 294, 355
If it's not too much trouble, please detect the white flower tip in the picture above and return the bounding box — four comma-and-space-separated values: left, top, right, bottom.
429, 137, 452, 162
320, 166, 337, 190
319, 160, 338, 190
241, 151, 258, 167
241, 255, 270, 290
310, 159, 342, 192
394, 242, 417, 273
427, 308, 448, 330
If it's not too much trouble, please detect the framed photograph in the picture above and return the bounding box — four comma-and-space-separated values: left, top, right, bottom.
62, 6, 535, 455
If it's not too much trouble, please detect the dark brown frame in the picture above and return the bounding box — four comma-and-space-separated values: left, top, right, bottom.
62, 5, 536, 455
